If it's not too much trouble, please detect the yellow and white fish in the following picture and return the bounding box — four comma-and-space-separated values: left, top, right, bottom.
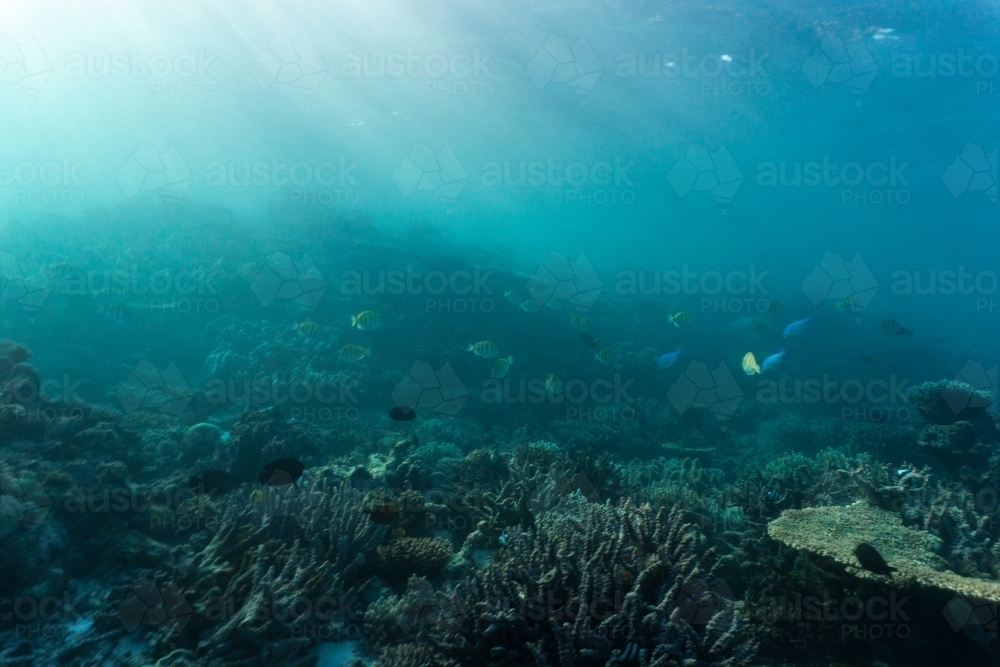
741, 352, 761, 376
595, 348, 615, 364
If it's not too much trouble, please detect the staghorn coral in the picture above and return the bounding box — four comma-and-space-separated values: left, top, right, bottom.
156, 475, 385, 665
373, 642, 457, 667
432, 494, 757, 667
767, 502, 1000, 601
364, 575, 466, 650
378, 537, 454, 583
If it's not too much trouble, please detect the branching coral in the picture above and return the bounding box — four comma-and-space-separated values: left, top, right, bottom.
431, 495, 757, 667
158, 476, 385, 665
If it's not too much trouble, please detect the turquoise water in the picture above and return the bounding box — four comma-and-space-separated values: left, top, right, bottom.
0, 2, 997, 666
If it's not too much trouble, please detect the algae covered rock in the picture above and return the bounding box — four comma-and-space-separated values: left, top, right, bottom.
767, 502, 1000, 601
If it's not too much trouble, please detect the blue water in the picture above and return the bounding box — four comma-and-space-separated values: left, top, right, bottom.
0, 2, 998, 666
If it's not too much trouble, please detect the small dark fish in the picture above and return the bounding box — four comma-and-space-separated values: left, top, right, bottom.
388, 405, 416, 421
580, 333, 601, 348
187, 469, 238, 496
854, 543, 896, 576
860, 354, 873, 365
367, 503, 401, 524
258, 458, 305, 486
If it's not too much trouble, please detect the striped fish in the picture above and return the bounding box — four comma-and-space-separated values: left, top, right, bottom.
595, 348, 615, 364
491, 355, 513, 378
468, 341, 500, 358
351, 310, 381, 330
340, 345, 370, 361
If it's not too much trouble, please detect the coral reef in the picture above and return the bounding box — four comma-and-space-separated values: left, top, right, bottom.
378, 537, 454, 583
159, 475, 385, 665
904, 380, 996, 427
918, 421, 985, 454
767, 502, 1000, 601
221, 406, 323, 482
428, 495, 758, 667
373, 642, 457, 667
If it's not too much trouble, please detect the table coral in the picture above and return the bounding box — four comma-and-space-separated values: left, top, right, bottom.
767, 502, 1000, 601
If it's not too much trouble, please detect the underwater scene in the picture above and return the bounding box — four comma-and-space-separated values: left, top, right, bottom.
0, 1, 998, 666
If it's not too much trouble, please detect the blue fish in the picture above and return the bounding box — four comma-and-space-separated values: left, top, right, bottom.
782, 318, 810, 338
761, 349, 785, 372
656, 348, 683, 369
